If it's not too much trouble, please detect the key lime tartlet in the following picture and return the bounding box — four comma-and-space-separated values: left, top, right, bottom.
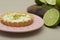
0, 12, 33, 27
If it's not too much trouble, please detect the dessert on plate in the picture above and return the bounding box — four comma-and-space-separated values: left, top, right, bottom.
0, 12, 33, 27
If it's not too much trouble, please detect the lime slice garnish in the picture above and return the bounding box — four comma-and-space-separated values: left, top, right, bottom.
43, 8, 60, 27
46, 0, 56, 5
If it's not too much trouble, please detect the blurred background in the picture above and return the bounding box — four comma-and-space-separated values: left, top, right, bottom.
0, 0, 35, 12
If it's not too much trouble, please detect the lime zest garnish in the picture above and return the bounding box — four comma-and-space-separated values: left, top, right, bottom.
12, 14, 26, 20
13, 14, 20, 20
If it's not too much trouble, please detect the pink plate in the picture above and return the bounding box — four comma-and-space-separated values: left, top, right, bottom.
0, 14, 44, 33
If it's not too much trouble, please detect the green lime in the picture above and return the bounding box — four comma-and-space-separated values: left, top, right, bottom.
56, 0, 60, 7
43, 8, 60, 27
46, 0, 56, 5
41, 4, 54, 10
35, 0, 45, 5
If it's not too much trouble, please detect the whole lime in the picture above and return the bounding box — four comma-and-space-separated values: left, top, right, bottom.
56, 0, 60, 7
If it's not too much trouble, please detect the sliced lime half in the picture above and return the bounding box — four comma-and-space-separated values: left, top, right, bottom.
40, 0, 46, 3
43, 8, 60, 27
46, 0, 56, 5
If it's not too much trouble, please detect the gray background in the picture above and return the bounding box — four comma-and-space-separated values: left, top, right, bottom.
0, 0, 60, 40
